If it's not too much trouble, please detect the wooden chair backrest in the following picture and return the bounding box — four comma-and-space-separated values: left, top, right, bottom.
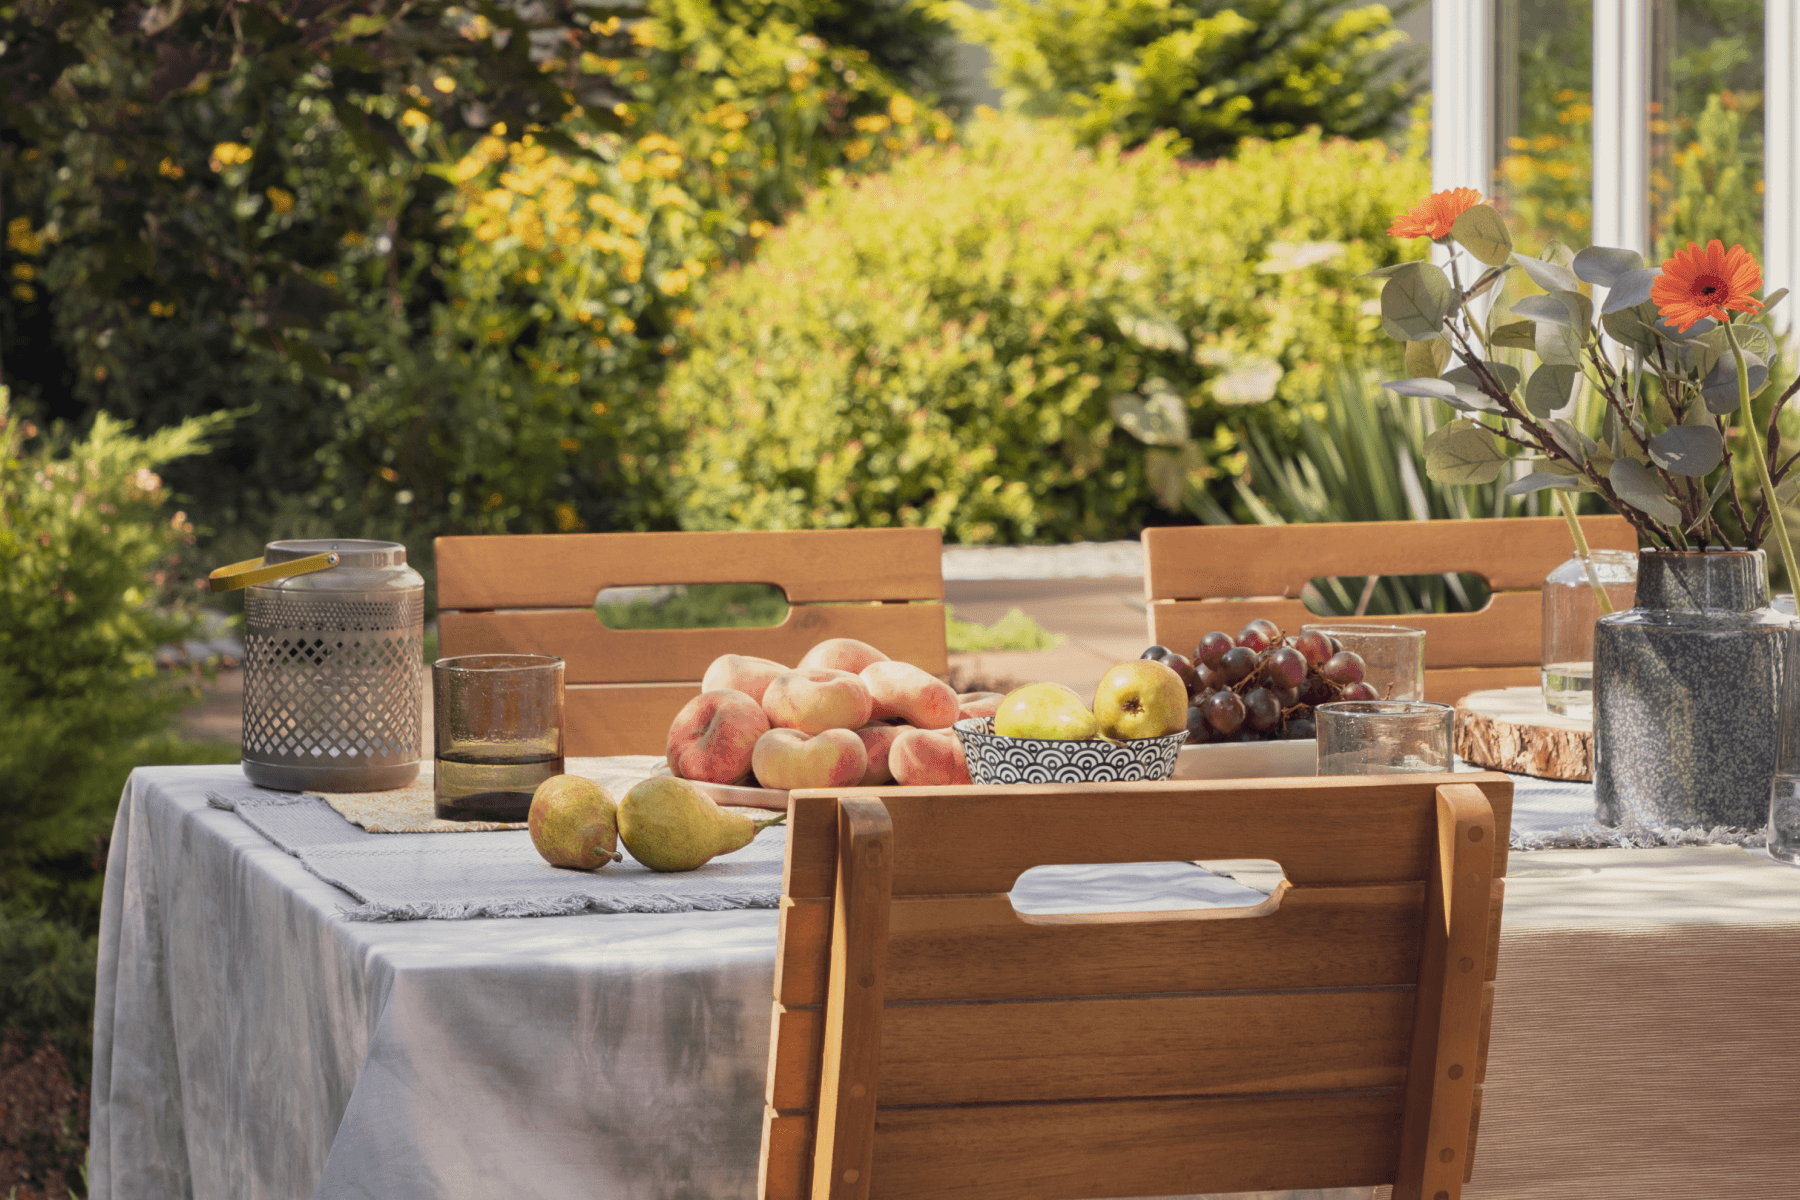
763, 773, 1513, 1200
1142, 515, 1637, 703
435, 529, 946, 756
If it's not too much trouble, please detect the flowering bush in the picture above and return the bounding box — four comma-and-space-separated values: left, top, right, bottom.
659, 116, 1428, 542
0, 391, 220, 922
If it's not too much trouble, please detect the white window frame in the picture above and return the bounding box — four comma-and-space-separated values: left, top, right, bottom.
1432, 0, 1796, 336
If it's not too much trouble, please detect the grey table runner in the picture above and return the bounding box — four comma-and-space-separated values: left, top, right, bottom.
207, 786, 784, 921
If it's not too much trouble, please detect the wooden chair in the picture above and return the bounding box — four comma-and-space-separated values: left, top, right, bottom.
435, 529, 946, 756
762, 772, 1513, 1200
1142, 516, 1638, 703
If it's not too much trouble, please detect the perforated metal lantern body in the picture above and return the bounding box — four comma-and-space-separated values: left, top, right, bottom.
241, 539, 424, 791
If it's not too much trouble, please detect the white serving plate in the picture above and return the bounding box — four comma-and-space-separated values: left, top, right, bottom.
1174, 738, 1317, 780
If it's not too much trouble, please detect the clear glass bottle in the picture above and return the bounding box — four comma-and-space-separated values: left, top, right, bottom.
1541, 549, 1638, 719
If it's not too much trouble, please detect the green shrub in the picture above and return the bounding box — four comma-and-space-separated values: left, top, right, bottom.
661, 116, 1428, 543
945, 608, 1064, 653
0, 391, 221, 927
934, 0, 1423, 158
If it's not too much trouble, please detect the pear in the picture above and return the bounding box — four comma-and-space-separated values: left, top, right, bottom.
992, 681, 1098, 740
528, 775, 624, 870
618, 776, 786, 872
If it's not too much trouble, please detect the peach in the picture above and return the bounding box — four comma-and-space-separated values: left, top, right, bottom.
889, 726, 971, 787
700, 654, 788, 705
751, 727, 868, 791
798, 637, 889, 675
852, 723, 905, 786
762, 667, 874, 734
666, 690, 770, 785
957, 691, 1004, 721
860, 660, 960, 729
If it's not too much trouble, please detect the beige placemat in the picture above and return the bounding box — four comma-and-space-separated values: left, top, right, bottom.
315, 755, 671, 834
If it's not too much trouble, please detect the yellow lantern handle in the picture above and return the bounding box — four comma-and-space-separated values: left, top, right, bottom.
207, 552, 340, 593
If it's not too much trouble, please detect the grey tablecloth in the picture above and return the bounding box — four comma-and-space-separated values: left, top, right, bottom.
92, 765, 1800, 1200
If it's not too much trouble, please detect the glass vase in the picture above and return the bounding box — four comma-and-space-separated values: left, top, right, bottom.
1540, 549, 1638, 719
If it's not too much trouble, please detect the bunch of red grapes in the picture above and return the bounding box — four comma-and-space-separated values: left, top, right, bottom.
1141, 619, 1376, 745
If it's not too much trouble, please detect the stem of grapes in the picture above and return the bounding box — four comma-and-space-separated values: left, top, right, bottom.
1555, 489, 1613, 614
1727, 319, 1799, 590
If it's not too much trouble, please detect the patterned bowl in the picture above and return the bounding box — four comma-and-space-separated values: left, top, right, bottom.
953, 717, 1187, 785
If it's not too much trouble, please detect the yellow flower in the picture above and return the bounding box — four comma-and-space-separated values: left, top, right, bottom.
657, 268, 690, 295
558, 438, 579, 452
555, 503, 583, 532
11, 264, 34, 280
400, 108, 430, 128
266, 187, 295, 214
341, 231, 367, 248
485, 492, 504, 509
889, 95, 916, 126
843, 139, 872, 162
748, 220, 771, 238
210, 142, 253, 169
433, 75, 456, 93
853, 114, 891, 133
12, 284, 34, 302
619, 158, 645, 183
158, 157, 186, 179
591, 401, 608, 415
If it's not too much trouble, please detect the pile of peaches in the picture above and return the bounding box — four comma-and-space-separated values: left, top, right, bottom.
666, 637, 999, 791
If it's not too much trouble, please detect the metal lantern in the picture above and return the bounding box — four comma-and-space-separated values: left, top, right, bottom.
211, 539, 424, 791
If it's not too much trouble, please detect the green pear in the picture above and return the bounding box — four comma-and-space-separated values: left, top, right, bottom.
528, 775, 624, 870
618, 776, 786, 872
992, 682, 1098, 740
1093, 659, 1189, 740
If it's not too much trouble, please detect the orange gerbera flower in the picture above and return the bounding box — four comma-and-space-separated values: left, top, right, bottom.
1387, 188, 1483, 240
1651, 239, 1764, 332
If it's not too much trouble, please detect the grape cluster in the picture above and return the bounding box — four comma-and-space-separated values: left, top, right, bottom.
1141, 620, 1375, 745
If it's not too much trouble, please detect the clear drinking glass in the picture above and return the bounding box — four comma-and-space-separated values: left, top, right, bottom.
1316, 701, 1454, 776
1772, 622, 1800, 866
1541, 550, 1637, 718
432, 654, 565, 821
1300, 624, 1426, 702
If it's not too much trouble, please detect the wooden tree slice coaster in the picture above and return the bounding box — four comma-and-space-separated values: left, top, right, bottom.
1454, 686, 1593, 782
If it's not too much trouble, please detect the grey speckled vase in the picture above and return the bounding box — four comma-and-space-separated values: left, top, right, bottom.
1593, 549, 1786, 829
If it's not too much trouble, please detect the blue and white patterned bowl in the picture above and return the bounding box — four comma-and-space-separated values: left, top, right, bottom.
953, 717, 1187, 785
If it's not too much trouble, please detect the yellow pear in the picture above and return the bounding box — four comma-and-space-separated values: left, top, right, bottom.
528, 775, 623, 870
618, 776, 786, 872
992, 682, 1098, 740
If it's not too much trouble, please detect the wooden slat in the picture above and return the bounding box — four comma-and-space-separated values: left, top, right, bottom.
436, 529, 944, 609
1424, 666, 1540, 706
811, 799, 893, 1200
1146, 592, 1540, 669
882, 887, 1422, 1004
1143, 516, 1636, 599
761, 1107, 812, 1200
784, 777, 1515, 898
775, 897, 832, 1008
866, 1090, 1404, 1200
1393, 783, 1496, 1200
564, 683, 699, 757
1466, 1086, 1484, 1183
769, 991, 1412, 1114
438, 603, 949, 683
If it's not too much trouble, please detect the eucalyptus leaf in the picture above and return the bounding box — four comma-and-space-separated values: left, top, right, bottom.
1381, 377, 1461, 400
1548, 419, 1599, 463
1700, 322, 1776, 363
1601, 303, 1661, 356
1423, 419, 1509, 485
1513, 252, 1581, 294
1462, 265, 1511, 306
1690, 470, 1736, 531
1504, 471, 1587, 496
1380, 262, 1453, 340
1358, 263, 1417, 281
1609, 459, 1683, 526
1523, 364, 1579, 418
1653, 313, 1715, 340
1599, 267, 1662, 314
1513, 291, 1590, 328
1542, 240, 1577, 270
1535, 319, 1585, 366
1765, 287, 1789, 312
1109, 390, 1190, 445
1572, 246, 1646, 287
1444, 361, 1520, 397
1700, 349, 1768, 413
1404, 336, 1452, 378
1489, 320, 1537, 349
1647, 424, 1724, 477
1451, 205, 1513, 267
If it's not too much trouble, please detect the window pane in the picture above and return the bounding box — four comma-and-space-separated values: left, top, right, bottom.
1649, 0, 1765, 261
1492, 1, 1595, 251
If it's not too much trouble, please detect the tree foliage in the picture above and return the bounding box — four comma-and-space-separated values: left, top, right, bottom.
933, 0, 1424, 159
